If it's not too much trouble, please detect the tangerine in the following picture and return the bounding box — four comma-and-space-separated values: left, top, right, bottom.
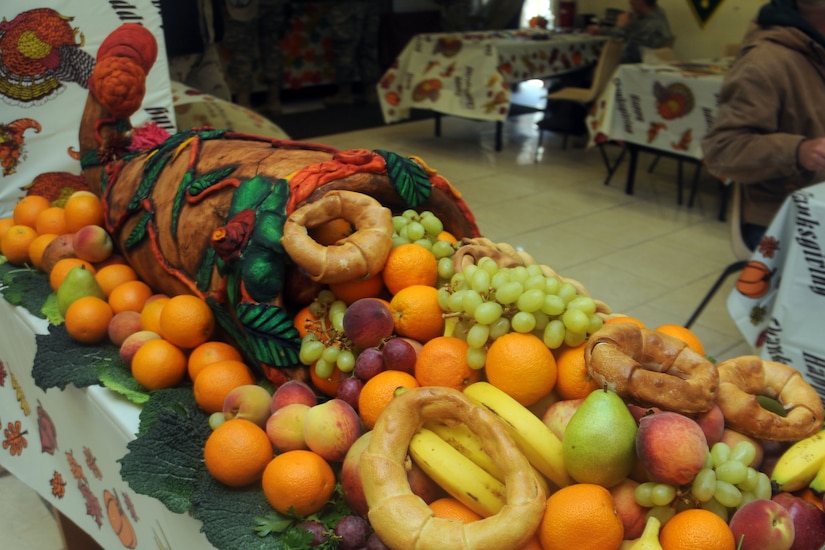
554, 343, 599, 400
436, 230, 458, 244
389, 284, 445, 343
308, 217, 353, 245
428, 497, 482, 523
108, 280, 154, 314
130, 338, 188, 390
1, 224, 38, 265
34, 206, 67, 235
204, 418, 274, 487
49, 257, 96, 291
538, 483, 624, 550
604, 316, 647, 328
64, 296, 113, 344
12, 195, 51, 228
382, 243, 438, 295
261, 449, 335, 516
63, 192, 105, 233
659, 508, 735, 550
484, 332, 557, 407
0, 217, 14, 239
414, 336, 480, 390
139, 295, 170, 335
28, 233, 58, 271
655, 324, 706, 357
159, 294, 215, 349
193, 359, 256, 413
187, 341, 244, 382
95, 264, 138, 297
309, 361, 342, 397
358, 370, 419, 429
329, 273, 386, 304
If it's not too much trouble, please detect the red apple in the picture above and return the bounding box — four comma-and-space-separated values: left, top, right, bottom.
541, 398, 584, 440
342, 298, 395, 348
303, 399, 362, 462
729, 498, 795, 550
270, 379, 317, 413
265, 403, 310, 452
636, 411, 708, 485
282, 265, 325, 308
692, 404, 725, 446
773, 492, 825, 550
72, 224, 113, 263
222, 384, 272, 427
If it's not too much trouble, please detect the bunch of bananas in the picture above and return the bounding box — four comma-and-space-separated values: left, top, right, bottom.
771, 431, 825, 492
407, 382, 572, 516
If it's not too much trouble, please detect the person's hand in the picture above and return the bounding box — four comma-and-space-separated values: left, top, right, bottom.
616, 12, 632, 27
798, 138, 825, 172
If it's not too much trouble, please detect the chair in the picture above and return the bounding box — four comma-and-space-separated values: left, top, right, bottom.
535, 38, 624, 151
684, 181, 753, 328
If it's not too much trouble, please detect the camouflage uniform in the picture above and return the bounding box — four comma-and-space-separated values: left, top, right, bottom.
223, 0, 289, 106
326, 1, 381, 99
605, 5, 673, 63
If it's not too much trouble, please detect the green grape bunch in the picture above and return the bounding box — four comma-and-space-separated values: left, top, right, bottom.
298, 290, 357, 379
634, 439, 771, 524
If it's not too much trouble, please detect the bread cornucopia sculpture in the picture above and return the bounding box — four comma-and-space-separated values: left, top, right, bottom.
79, 24, 480, 385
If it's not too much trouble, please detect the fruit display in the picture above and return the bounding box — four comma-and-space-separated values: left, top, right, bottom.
4, 23, 825, 550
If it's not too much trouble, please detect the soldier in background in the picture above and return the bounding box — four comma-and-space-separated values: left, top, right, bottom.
324, 1, 381, 106
223, 0, 290, 116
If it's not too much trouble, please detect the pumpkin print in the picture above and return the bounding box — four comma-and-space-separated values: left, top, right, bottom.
736, 261, 774, 299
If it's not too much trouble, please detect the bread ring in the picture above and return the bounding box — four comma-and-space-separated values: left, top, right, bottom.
584, 322, 719, 414
360, 386, 545, 550
281, 190, 393, 284
716, 356, 824, 441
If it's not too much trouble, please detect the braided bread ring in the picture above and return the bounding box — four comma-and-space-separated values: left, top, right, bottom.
584, 322, 719, 414
716, 356, 824, 441
360, 386, 545, 550
281, 190, 393, 284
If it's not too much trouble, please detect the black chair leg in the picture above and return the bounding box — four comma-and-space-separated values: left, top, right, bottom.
599, 143, 627, 186
684, 260, 749, 329
688, 161, 702, 207
434, 112, 442, 137
647, 155, 661, 173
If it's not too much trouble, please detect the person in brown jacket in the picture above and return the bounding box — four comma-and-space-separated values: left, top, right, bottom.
702, 0, 825, 249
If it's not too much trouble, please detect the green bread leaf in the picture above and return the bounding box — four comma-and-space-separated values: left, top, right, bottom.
376, 149, 432, 207
97, 358, 151, 405
119, 404, 210, 514
32, 324, 121, 390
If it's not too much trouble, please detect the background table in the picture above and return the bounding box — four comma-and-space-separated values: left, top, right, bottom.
587, 60, 730, 207
377, 30, 606, 150
727, 181, 825, 401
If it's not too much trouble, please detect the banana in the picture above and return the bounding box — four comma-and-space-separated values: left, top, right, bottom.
408, 427, 507, 518
464, 381, 572, 488
809, 453, 825, 493
771, 431, 825, 492
424, 419, 552, 497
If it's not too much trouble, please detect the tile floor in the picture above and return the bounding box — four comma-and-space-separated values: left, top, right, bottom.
2, 81, 753, 548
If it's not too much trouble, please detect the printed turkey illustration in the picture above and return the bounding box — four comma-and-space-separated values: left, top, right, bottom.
653, 81, 694, 120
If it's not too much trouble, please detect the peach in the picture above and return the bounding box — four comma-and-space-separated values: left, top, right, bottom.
107, 310, 143, 347
223, 384, 272, 427
692, 404, 725, 446
730, 499, 794, 550
541, 397, 584, 440
609, 478, 648, 539
303, 398, 362, 462
270, 379, 317, 413
636, 411, 708, 486
72, 224, 113, 263
342, 298, 394, 348
265, 403, 310, 452
721, 428, 764, 469
119, 330, 161, 366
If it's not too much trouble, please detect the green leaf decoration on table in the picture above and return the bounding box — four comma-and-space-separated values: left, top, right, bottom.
32, 324, 122, 390
98, 358, 151, 405
0, 261, 52, 318
119, 397, 211, 514
133, 387, 198, 438
376, 149, 432, 207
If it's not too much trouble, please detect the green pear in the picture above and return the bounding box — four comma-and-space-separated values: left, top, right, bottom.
57, 265, 106, 317
562, 389, 638, 488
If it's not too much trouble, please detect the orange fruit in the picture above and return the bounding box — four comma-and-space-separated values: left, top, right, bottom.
329, 273, 386, 304
538, 483, 624, 550
12, 194, 51, 228
655, 324, 706, 357
34, 206, 67, 235
49, 257, 96, 291
187, 340, 244, 382
293, 304, 327, 341
382, 243, 438, 295
130, 338, 188, 390
204, 418, 274, 487
64, 296, 114, 344
193, 359, 256, 413
308, 217, 353, 245
0, 217, 15, 239
436, 230, 457, 243
158, 294, 215, 349
554, 343, 599, 400
95, 264, 138, 297
358, 370, 420, 429
659, 508, 735, 550
261, 449, 335, 516
428, 497, 482, 523
139, 295, 170, 335
389, 284, 445, 343
603, 316, 647, 328
414, 336, 480, 390
484, 332, 557, 407
27, 233, 58, 271
309, 361, 343, 397
108, 280, 154, 314
1, 224, 38, 265
63, 192, 105, 233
